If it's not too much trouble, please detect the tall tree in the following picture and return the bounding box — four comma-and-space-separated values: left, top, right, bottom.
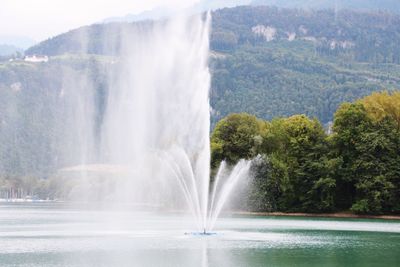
211, 113, 264, 167
267, 115, 335, 212
333, 99, 400, 214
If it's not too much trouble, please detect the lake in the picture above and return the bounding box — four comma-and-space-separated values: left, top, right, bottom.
1, 203, 399, 267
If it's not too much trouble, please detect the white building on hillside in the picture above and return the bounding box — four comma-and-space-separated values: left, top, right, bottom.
24, 55, 49, 63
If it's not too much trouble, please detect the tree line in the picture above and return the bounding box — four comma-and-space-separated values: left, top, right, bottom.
211, 91, 400, 214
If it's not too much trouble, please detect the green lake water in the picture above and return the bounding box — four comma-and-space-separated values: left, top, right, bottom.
1, 203, 399, 266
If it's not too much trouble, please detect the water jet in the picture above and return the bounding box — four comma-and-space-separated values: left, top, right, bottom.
94, 13, 252, 233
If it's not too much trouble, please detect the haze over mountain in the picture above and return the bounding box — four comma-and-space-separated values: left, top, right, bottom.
103, 0, 400, 23
103, 0, 251, 23
0, 0, 201, 42
0, 44, 23, 56
252, 0, 400, 13
0, 35, 36, 56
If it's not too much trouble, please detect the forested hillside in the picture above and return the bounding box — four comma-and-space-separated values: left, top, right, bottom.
209, 6, 400, 122
25, 6, 400, 124
0, 56, 109, 177
2, 6, 400, 178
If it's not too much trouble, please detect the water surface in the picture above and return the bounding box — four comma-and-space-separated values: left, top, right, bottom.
1, 203, 399, 267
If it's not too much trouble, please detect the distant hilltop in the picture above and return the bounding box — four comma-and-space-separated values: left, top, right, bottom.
251, 0, 400, 13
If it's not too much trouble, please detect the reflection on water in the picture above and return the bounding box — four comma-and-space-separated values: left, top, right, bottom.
1, 203, 400, 267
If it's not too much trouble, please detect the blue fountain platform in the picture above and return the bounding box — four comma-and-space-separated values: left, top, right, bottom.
184, 232, 217, 236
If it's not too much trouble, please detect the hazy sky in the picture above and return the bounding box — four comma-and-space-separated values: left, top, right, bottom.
0, 0, 200, 42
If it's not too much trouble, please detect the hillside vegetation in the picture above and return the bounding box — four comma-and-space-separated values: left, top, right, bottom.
209, 7, 400, 122
1, 6, 400, 178
25, 6, 400, 124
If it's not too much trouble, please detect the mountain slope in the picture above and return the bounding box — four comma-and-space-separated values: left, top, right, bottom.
27, 6, 400, 63
25, 6, 400, 124
208, 6, 400, 122
2, 6, 400, 177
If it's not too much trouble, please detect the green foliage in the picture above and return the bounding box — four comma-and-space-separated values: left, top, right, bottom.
247, 155, 283, 211
264, 115, 336, 212
209, 7, 400, 124
359, 91, 400, 131
212, 91, 400, 214
332, 92, 400, 214
212, 113, 337, 213
211, 113, 264, 167
210, 42, 400, 125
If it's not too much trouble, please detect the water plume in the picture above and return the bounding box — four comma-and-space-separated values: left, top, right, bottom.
95, 12, 251, 232
3, 11, 252, 232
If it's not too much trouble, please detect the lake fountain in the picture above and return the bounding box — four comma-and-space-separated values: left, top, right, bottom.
1, 8, 400, 267
0, 9, 252, 233
57, 12, 252, 234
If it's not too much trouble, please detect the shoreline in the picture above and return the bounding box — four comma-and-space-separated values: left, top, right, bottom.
0, 199, 54, 203
235, 211, 400, 220
2, 200, 399, 220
